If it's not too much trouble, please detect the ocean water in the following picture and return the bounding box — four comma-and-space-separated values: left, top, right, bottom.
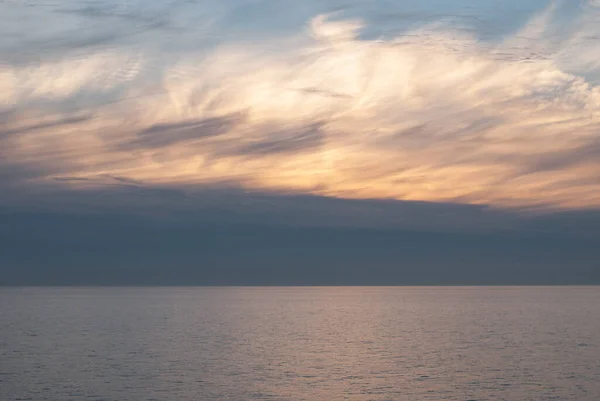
1, 287, 599, 400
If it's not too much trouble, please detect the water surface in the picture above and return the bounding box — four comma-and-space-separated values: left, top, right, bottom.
1, 286, 599, 400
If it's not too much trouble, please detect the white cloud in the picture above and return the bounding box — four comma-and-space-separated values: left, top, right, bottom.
0, 51, 143, 108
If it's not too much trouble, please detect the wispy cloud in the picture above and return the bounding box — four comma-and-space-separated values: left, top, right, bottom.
1, 2, 600, 209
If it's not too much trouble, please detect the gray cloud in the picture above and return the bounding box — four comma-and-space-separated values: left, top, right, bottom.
219, 122, 325, 157
124, 114, 242, 150
0, 116, 92, 139
523, 138, 600, 173
5, 181, 599, 240
1, 192, 599, 285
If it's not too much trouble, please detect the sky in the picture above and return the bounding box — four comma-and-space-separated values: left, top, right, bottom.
1, 0, 599, 285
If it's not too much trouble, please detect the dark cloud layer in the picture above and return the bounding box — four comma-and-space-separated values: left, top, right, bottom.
1, 209, 598, 286
1, 188, 599, 285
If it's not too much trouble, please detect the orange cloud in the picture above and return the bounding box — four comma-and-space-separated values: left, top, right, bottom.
1, 6, 600, 209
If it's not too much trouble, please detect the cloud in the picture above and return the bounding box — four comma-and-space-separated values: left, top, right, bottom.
2, 201, 599, 285
1, 4, 600, 209
0, 115, 92, 139
524, 138, 600, 173
215, 122, 325, 157
0, 50, 143, 108
309, 13, 364, 43
124, 114, 242, 150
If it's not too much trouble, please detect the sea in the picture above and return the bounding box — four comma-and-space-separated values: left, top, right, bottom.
1, 286, 599, 400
